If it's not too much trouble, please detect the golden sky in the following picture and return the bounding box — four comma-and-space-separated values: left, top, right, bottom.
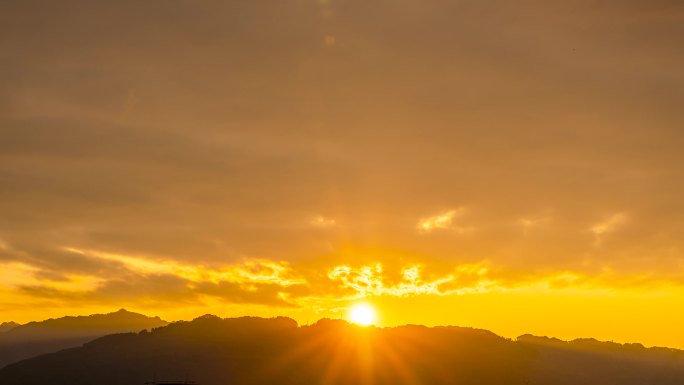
2, 0, 684, 348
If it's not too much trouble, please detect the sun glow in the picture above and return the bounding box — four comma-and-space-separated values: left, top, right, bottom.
349, 303, 377, 326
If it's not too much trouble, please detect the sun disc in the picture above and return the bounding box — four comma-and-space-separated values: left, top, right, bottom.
349, 303, 376, 326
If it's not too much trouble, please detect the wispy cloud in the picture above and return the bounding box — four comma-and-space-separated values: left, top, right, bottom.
0, 261, 104, 293
310, 215, 337, 228
518, 215, 551, 234
590, 213, 628, 246
64, 247, 306, 287
5, 248, 312, 307
417, 208, 472, 234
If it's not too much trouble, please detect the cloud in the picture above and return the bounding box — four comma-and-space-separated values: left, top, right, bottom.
0, 261, 104, 293
324, 261, 684, 302
194, 281, 301, 307
310, 216, 337, 228
5, 246, 684, 320
590, 213, 628, 245
1, 247, 310, 308
328, 263, 495, 298
517, 215, 551, 234
65, 247, 306, 287
417, 209, 472, 234
1, 0, 684, 327
1, 262, 43, 289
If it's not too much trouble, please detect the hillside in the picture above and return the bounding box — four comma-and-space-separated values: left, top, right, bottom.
0, 309, 167, 368
0, 322, 20, 333
2, 315, 684, 385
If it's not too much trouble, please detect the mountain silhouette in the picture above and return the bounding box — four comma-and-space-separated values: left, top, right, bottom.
0, 309, 167, 368
0, 322, 20, 333
2, 315, 684, 385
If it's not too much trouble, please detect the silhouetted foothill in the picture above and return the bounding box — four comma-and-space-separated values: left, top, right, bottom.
2, 315, 684, 385
0, 309, 167, 368
0, 322, 20, 333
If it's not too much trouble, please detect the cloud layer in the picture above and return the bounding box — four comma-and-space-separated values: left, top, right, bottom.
1, 0, 684, 345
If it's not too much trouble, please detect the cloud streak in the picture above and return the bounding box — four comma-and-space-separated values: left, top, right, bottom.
417, 209, 473, 234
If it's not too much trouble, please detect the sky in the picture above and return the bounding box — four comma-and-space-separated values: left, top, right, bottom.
1, 0, 684, 347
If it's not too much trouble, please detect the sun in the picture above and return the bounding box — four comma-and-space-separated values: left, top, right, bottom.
348, 303, 377, 326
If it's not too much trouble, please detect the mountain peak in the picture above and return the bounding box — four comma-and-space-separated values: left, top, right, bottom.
193, 314, 222, 322
0, 322, 20, 333
0, 310, 168, 368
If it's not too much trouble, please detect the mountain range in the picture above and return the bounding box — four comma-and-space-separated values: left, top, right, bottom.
0, 309, 167, 368
0, 322, 20, 333
1, 314, 683, 385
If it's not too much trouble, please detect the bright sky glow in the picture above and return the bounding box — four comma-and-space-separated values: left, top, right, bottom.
349, 304, 377, 326
2, 0, 684, 350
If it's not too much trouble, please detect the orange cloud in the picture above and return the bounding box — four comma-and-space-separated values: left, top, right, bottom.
64, 247, 306, 287
417, 209, 472, 234
328, 263, 495, 299
0, 261, 104, 294
590, 213, 628, 245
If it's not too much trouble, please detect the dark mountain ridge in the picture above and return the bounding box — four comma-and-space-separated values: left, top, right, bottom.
0, 309, 167, 368
2, 314, 684, 385
0, 322, 20, 333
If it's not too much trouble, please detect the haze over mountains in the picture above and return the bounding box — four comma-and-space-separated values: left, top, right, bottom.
2, 314, 684, 385
0, 309, 167, 368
